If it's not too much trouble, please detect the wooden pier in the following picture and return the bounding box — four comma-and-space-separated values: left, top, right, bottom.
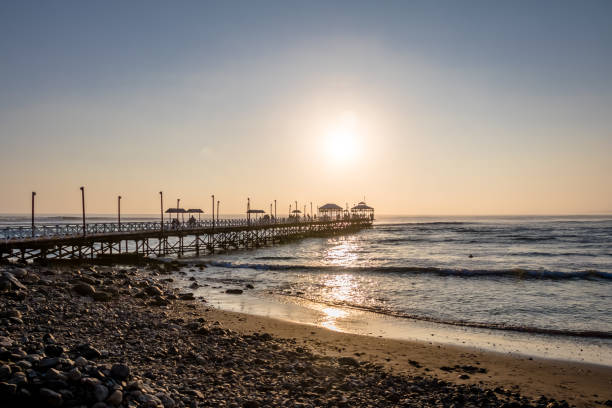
0, 218, 372, 262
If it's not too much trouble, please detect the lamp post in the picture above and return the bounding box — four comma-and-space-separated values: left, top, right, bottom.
118, 195, 122, 232
80, 186, 86, 236
159, 191, 164, 232
31, 192, 36, 237
212, 194, 215, 228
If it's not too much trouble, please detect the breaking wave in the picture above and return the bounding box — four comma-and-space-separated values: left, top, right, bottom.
207, 261, 612, 281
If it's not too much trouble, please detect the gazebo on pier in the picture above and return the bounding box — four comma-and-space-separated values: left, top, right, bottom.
318, 203, 343, 220
351, 201, 374, 220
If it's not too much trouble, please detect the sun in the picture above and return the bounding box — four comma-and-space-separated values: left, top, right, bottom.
325, 111, 360, 163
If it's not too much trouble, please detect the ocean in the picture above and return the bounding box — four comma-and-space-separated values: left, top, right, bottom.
3, 214, 612, 364
175, 215, 612, 365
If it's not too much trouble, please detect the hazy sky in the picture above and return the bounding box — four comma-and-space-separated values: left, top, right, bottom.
1, 1, 611, 215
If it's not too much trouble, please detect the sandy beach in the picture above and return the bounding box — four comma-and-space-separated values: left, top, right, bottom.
1, 262, 611, 407
209, 307, 612, 407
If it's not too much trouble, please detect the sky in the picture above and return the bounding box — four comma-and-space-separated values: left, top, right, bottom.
1, 1, 611, 215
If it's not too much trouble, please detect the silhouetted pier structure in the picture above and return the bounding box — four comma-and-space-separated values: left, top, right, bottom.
0, 217, 372, 262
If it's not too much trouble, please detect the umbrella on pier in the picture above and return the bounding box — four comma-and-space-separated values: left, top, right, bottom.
247, 209, 265, 221
165, 208, 186, 213
187, 208, 204, 221
165, 207, 186, 223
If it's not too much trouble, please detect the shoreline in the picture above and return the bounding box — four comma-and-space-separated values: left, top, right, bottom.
1, 262, 611, 407
171, 266, 612, 367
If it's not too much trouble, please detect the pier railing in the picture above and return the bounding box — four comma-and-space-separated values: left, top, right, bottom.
0, 216, 372, 242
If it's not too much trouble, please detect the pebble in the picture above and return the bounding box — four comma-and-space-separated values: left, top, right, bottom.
106, 389, 123, 405
0, 364, 11, 380
39, 387, 63, 407
73, 283, 95, 296
110, 363, 130, 380
94, 383, 109, 401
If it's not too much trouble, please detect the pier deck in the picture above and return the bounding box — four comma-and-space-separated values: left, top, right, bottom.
0, 218, 372, 262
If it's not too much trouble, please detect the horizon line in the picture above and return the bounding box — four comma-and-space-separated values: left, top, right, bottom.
1, 212, 611, 217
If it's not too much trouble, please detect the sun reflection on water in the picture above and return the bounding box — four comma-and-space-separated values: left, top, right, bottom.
314, 238, 369, 331
320, 306, 349, 331
324, 274, 358, 303
324, 239, 359, 267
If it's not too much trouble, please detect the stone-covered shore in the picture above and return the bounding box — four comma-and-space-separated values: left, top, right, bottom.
0, 263, 578, 407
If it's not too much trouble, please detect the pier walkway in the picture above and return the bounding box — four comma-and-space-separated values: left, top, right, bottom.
0, 217, 372, 262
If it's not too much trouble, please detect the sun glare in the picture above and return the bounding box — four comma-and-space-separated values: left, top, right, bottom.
325, 111, 360, 163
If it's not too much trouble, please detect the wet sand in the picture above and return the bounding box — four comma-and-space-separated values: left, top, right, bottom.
207, 307, 612, 407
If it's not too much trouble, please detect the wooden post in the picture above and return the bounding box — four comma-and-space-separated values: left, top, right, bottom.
212, 194, 215, 228
159, 191, 164, 232
31, 192, 36, 237
118, 195, 122, 232
217, 200, 219, 224
274, 199, 277, 222
80, 186, 86, 236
